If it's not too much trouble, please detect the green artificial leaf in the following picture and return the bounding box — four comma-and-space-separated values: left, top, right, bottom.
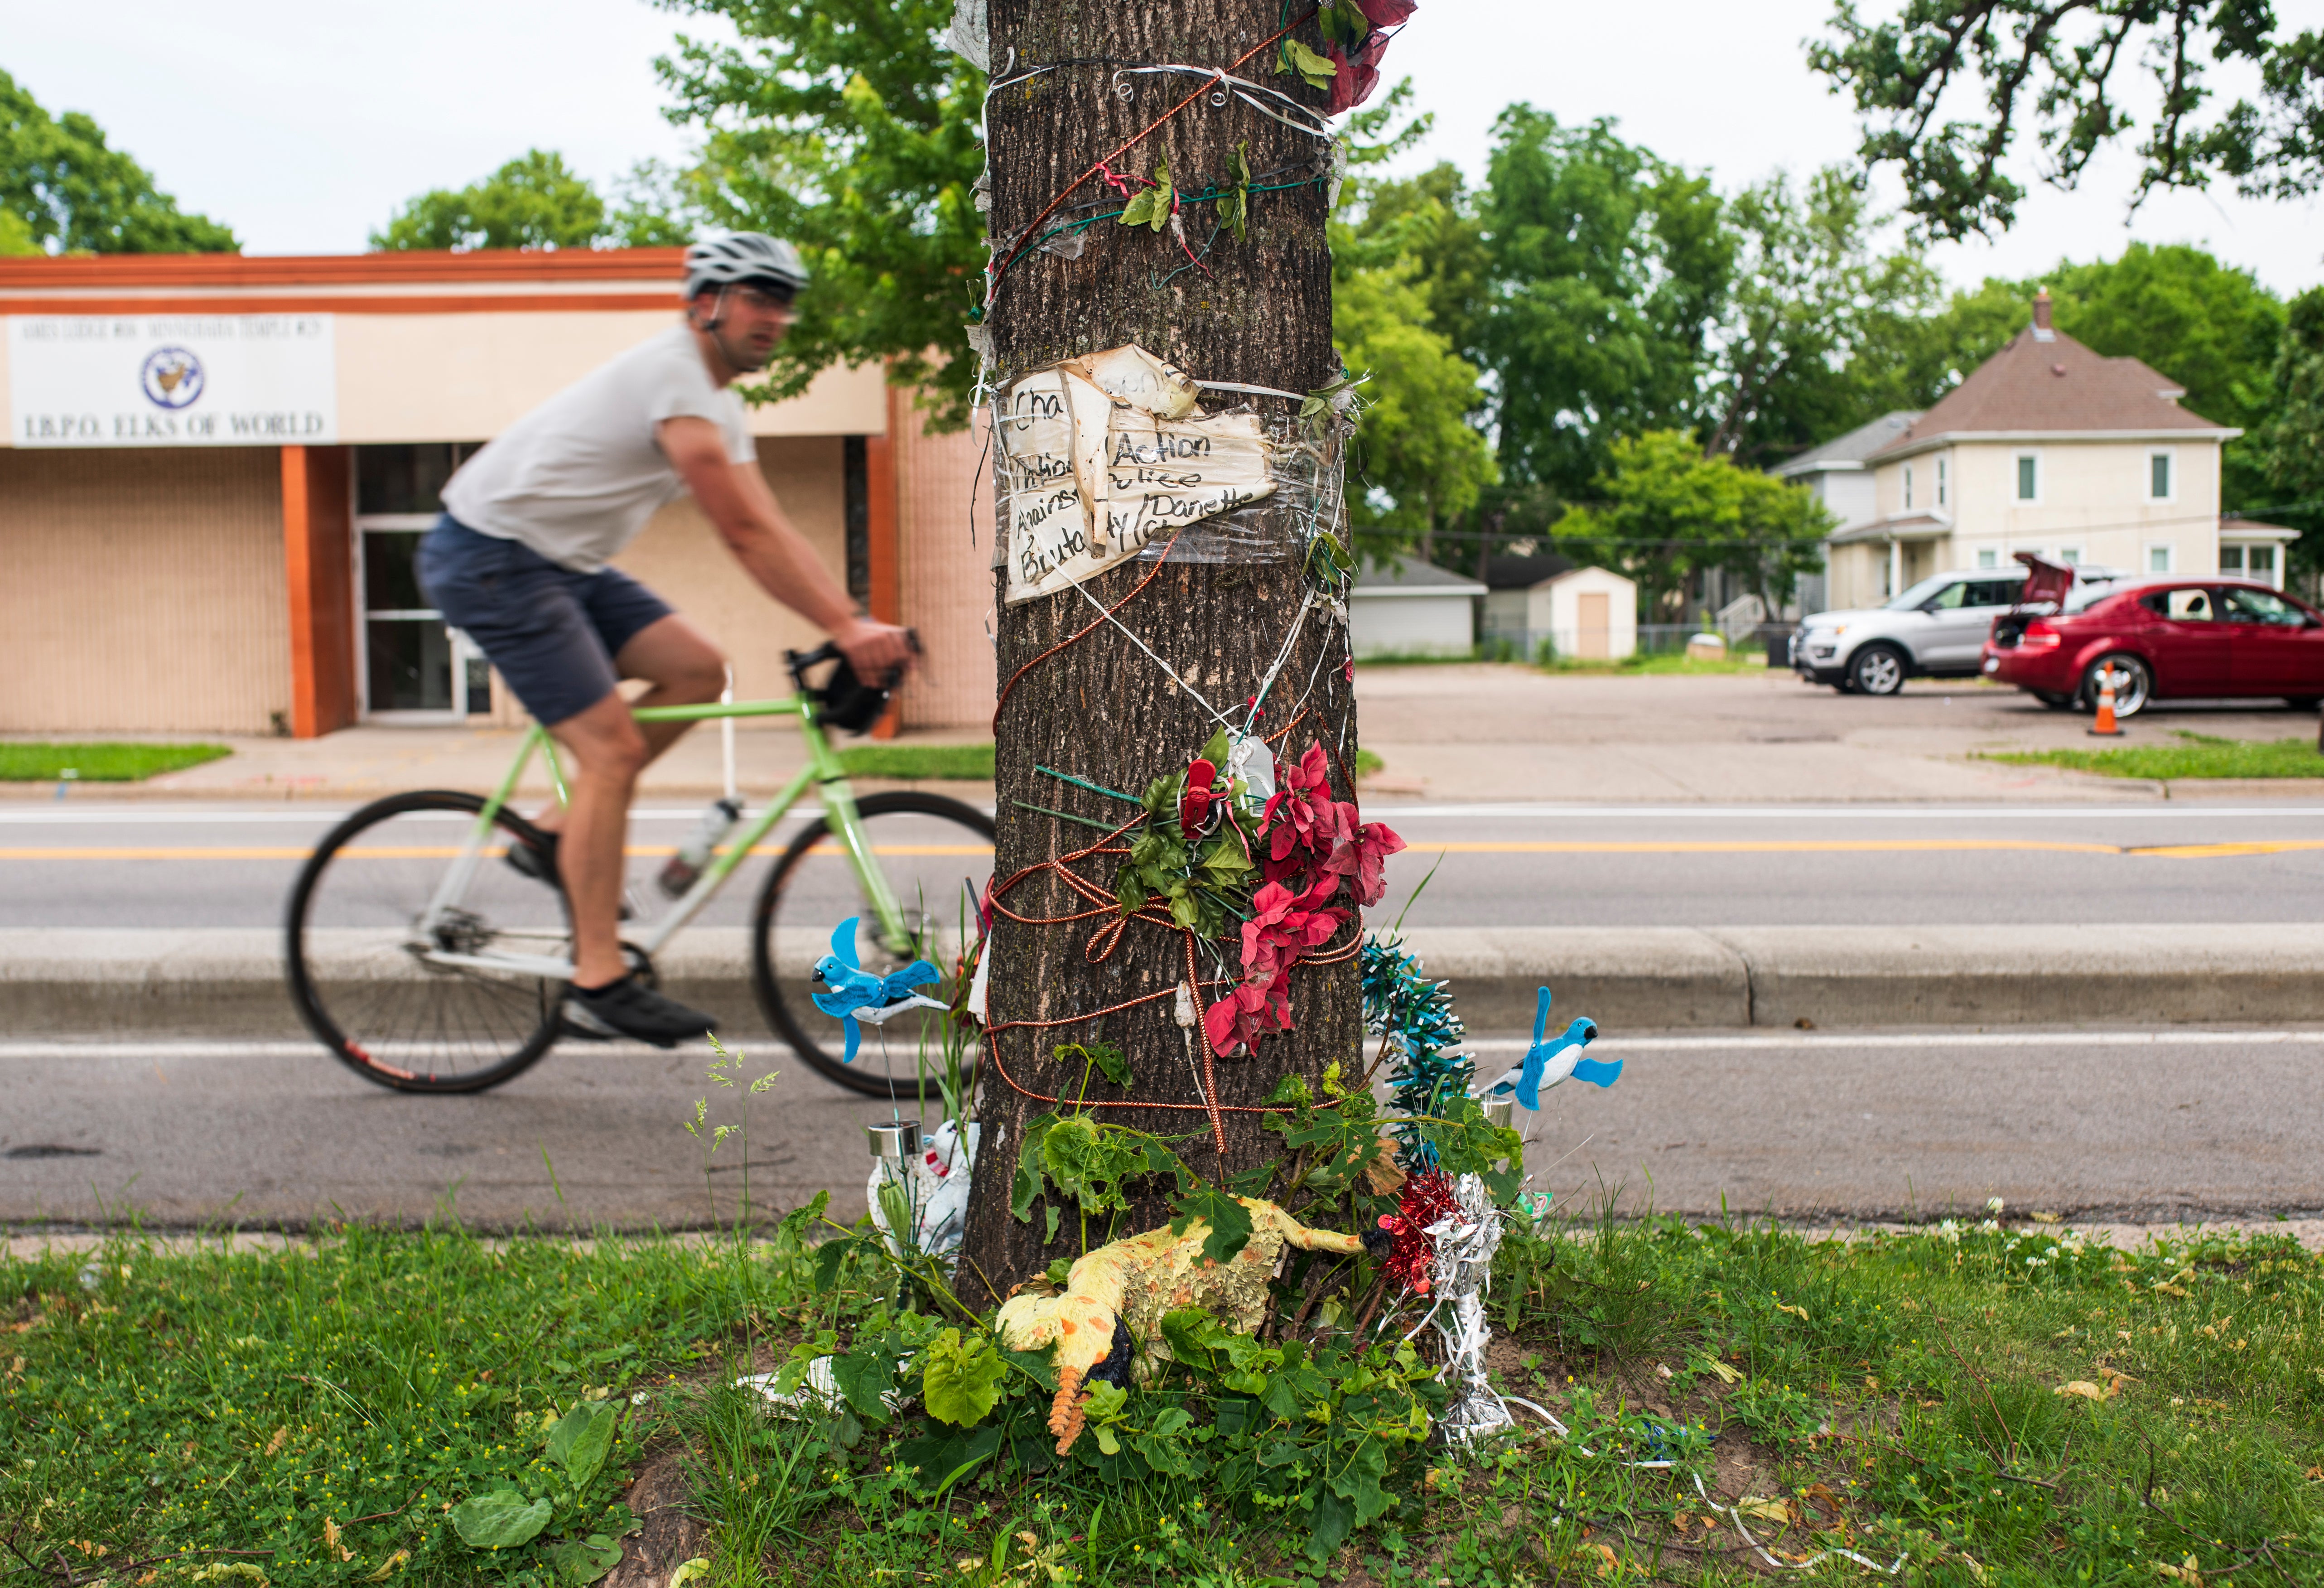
1169, 1187, 1256, 1265
1316, 0, 1369, 46
451, 1488, 553, 1550
1116, 156, 1174, 232
544, 1535, 624, 1587
545, 1400, 617, 1489
1279, 38, 1337, 90
831, 1343, 898, 1425
1199, 726, 1233, 767
921, 1327, 1008, 1427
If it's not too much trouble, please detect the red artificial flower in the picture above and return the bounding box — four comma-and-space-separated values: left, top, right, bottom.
1179, 756, 1220, 837
1324, 31, 1390, 115
1355, 0, 1416, 24
1323, 819, 1407, 908
1342, 654, 1355, 685
1204, 967, 1292, 1057
1240, 878, 1346, 971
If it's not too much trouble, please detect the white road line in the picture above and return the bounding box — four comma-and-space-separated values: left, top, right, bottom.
0, 807, 828, 827
14, 1030, 2324, 1063
1463, 1030, 2324, 1053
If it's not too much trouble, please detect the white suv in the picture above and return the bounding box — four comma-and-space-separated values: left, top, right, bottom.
1791, 568, 2121, 695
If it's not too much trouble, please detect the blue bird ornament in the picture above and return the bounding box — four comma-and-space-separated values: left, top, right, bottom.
810, 916, 945, 1063
1486, 985, 1619, 1110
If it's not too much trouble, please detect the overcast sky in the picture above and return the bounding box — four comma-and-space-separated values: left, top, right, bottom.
7, 0, 2321, 294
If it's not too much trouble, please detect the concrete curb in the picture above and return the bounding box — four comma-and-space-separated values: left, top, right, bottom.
7, 924, 2324, 1035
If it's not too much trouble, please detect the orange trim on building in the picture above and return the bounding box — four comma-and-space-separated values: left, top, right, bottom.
0, 293, 682, 316
0, 247, 686, 290
281, 445, 357, 738
866, 385, 905, 740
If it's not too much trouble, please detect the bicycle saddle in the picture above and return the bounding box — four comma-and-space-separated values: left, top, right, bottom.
788, 633, 919, 734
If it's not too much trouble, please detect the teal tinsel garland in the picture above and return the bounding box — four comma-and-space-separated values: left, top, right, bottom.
1360, 932, 1473, 1168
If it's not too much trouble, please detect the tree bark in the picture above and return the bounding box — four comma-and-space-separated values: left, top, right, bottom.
958, 0, 1352, 1309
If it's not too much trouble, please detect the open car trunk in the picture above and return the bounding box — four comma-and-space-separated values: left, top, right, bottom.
1989, 552, 2075, 649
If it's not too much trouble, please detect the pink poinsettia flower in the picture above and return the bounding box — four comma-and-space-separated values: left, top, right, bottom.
1323, 820, 1407, 908
1355, 0, 1416, 24
1324, 31, 1390, 115
1204, 968, 1292, 1057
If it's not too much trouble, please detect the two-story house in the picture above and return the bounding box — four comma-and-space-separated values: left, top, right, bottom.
1778, 291, 2294, 608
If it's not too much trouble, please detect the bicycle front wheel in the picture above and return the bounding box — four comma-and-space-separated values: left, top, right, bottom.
286, 790, 568, 1094
751, 790, 994, 1099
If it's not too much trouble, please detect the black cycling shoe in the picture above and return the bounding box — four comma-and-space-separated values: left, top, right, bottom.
561, 975, 718, 1049
505, 830, 559, 882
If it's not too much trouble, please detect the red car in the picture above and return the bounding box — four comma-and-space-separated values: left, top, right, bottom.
1982, 568, 2324, 717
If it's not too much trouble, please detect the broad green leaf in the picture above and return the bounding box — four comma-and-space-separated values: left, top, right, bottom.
450, 1488, 552, 1550
1199, 727, 1232, 766
545, 1400, 616, 1490
1316, 0, 1369, 46
1280, 38, 1337, 89
667, 1562, 711, 1588
921, 1327, 1008, 1427
1094, 1423, 1121, 1455
831, 1344, 898, 1425
1307, 1487, 1356, 1558
1056, 1039, 1132, 1091
1044, 1202, 1062, 1242
545, 1535, 623, 1586
1169, 1188, 1256, 1265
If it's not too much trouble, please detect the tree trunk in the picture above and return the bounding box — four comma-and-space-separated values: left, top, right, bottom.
958, 0, 1351, 1309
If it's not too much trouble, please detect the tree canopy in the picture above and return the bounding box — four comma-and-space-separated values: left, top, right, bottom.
371, 150, 688, 252
1809, 1, 2324, 241
2257, 287, 2324, 547
0, 68, 236, 254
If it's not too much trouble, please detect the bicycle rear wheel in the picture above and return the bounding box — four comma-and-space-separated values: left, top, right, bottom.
285, 790, 568, 1094
751, 790, 994, 1099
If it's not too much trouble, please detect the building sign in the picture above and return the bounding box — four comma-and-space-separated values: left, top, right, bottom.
7, 314, 336, 448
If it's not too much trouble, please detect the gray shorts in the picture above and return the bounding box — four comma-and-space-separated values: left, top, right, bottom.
416, 516, 673, 727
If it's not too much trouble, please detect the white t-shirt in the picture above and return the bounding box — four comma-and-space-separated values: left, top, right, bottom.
442, 325, 757, 572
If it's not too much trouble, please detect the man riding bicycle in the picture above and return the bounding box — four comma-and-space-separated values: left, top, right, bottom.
418, 233, 915, 1048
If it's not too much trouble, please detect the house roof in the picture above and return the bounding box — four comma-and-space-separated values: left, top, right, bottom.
2219, 519, 2304, 542
1352, 553, 1488, 597
1828, 513, 1952, 546
1773, 411, 1922, 478
1481, 552, 1574, 590
1873, 297, 2236, 459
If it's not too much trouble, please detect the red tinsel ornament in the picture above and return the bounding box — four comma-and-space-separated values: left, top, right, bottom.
1375, 1168, 1456, 1294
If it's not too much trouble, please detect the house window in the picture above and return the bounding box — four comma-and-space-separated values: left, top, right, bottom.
1937, 456, 1948, 507
2150, 451, 2173, 500
2221, 546, 2245, 573
2015, 454, 2039, 501
2057, 546, 2082, 566
1976, 548, 1997, 569
2147, 544, 2173, 574
1903, 466, 1914, 510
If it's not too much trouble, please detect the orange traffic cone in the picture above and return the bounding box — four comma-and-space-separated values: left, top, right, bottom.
2088, 666, 2124, 737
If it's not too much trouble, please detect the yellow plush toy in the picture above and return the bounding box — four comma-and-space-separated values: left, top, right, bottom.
995, 1198, 1366, 1452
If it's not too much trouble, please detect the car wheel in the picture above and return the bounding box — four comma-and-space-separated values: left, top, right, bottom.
2285, 697, 2321, 711
2079, 654, 2152, 718
1848, 644, 1907, 696
2033, 690, 2073, 709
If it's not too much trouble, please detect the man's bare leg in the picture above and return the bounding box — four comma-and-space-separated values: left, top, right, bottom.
546, 616, 729, 989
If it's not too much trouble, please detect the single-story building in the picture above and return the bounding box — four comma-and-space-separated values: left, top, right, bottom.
1348, 554, 1485, 658
0, 248, 995, 738
1528, 566, 1638, 660
1477, 552, 1573, 652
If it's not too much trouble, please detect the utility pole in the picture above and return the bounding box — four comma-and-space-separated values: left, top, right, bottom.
957, 0, 1357, 1306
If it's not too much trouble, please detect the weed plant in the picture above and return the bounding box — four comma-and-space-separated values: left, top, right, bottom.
1990, 730, 2324, 780
0, 743, 230, 782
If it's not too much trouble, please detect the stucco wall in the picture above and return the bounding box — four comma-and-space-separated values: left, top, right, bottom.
1874, 440, 2221, 574
0, 447, 289, 733
894, 399, 998, 731
1349, 595, 1474, 658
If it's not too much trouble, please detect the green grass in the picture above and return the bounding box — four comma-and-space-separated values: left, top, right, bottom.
0, 741, 231, 782
836, 742, 994, 781
15, 1210, 2324, 1586
1353, 748, 1385, 780
1988, 731, 2324, 780
1538, 651, 1769, 676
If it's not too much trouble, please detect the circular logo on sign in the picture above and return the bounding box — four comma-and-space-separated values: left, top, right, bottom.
140, 346, 205, 410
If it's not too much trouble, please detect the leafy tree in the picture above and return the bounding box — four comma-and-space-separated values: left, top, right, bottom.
2257, 287, 2324, 568
1349, 160, 1490, 367
1476, 107, 1731, 498
371, 150, 608, 252
0, 68, 236, 253
1702, 166, 1945, 468
1550, 430, 1834, 620
0, 206, 37, 256
656, 0, 988, 427
1808, 2, 2324, 241
1334, 255, 1497, 565
604, 158, 701, 247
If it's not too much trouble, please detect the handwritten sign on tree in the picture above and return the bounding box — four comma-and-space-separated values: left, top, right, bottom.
1000, 345, 1275, 603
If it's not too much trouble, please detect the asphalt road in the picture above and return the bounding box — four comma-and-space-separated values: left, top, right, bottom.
8, 799, 2324, 929
5, 1026, 2315, 1230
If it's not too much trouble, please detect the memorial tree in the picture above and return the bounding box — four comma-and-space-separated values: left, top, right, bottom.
956, 0, 1410, 1306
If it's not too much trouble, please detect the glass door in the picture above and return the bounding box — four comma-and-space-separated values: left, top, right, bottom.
354, 444, 488, 721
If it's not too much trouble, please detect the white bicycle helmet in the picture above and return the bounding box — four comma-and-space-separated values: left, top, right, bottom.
681, 233, 810, 301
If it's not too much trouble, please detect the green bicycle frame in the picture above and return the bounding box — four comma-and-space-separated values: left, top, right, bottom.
412, 691, 909, 980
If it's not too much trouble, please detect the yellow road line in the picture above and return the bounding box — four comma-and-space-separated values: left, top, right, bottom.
1, 838, 2317, 862
0, 844, 995, 861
